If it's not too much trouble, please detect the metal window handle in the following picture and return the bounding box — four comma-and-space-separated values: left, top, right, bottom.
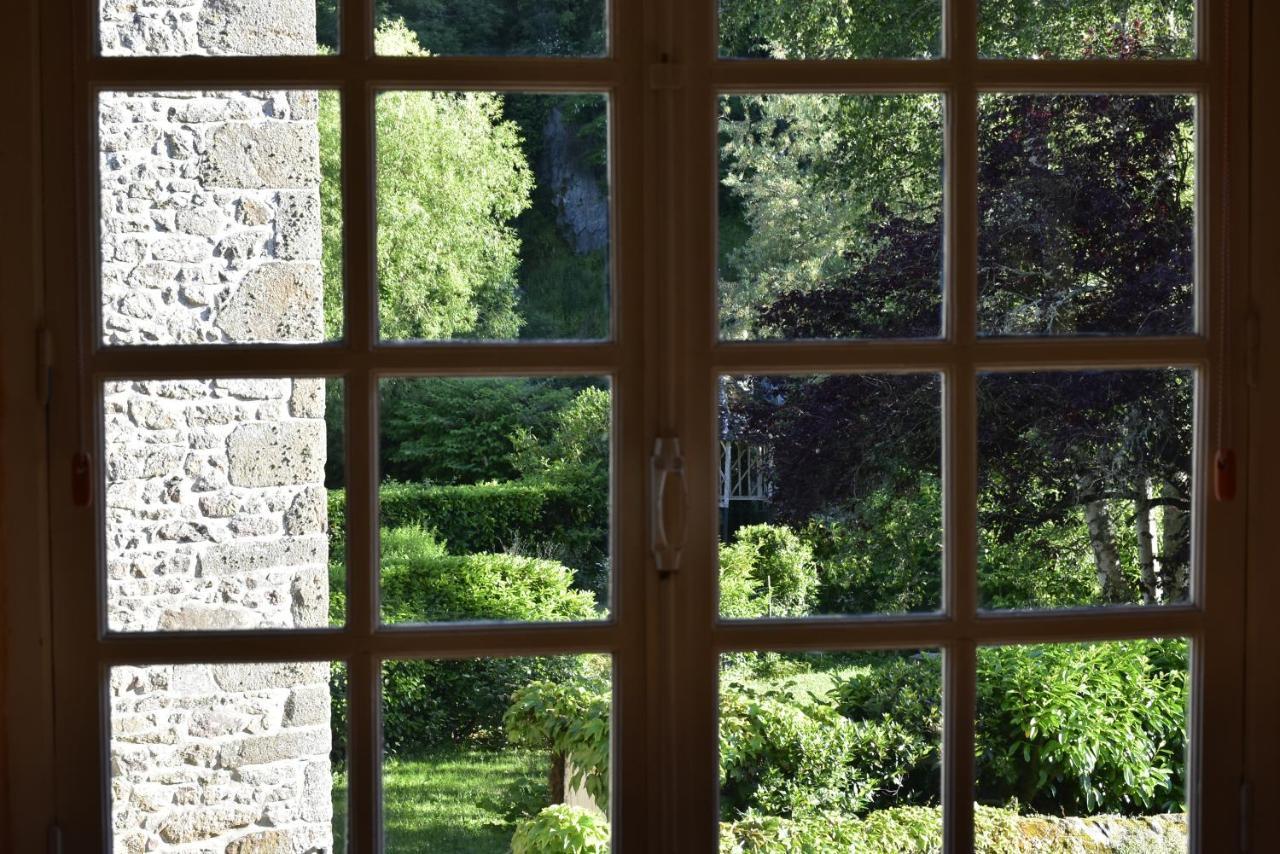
650, 437, 686, 574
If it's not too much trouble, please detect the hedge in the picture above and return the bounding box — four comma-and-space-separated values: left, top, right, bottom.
331, 527, 600, 758
328, 480, 603, 566
719, 806, 1188, 853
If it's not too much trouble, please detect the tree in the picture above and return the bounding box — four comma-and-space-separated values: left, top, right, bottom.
726, 83, 1194, 606
319, 20, 533, 340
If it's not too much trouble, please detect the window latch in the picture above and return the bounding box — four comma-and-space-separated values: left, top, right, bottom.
650, 436, 686, 574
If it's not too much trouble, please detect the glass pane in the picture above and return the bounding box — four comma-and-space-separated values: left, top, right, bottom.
719, 0, 942, 59
375, 91, 609, 341
370, 654, 611, 852
100, 0, 338, 56
99, 89, 343, 345
104, 377, 346, 631
718, 374, 941, 618
719, 650, 943, 848
110, 661, 346, 851
978, 94, 1196, 337
719, 94, 944, 340
980, 0, 1195, 59
377, 377, 610, 624
375, 0, 605, 57
976, 640, 1188, 850
978, 370, 1194, 610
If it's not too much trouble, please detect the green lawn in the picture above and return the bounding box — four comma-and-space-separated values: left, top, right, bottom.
333, 747, 548, 852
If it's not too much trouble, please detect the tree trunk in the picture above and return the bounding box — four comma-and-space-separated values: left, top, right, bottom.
1082, 492, 1128, 604
549, 751, 566, 805
1159, 480, 1191, 602
1135, 478, 1158, 605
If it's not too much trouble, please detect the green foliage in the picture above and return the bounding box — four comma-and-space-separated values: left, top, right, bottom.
978, 0, 1194, 59
719, 524, 818, 617
378, 377, 577, 485
319, 21, 533, 341
829, 654, 942, 802
511, 805, 610, 854
719, 0, 942, 59
803, 475, 942, 615
978, 509, 1101, 609
719, 805, 1187, 854
328, 480, 584, 559
976, 640, 1188, 815
505, 678, 611, 810
377, 0, 606, 57
357, 527, 597, 755
719, 682, 929, 819
378, 525, 597, 624
719, 93, 943, 338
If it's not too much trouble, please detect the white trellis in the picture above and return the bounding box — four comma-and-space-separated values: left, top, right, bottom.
719, 440, 771, 508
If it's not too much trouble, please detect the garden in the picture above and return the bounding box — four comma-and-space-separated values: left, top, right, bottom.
314, 1, 1196, 850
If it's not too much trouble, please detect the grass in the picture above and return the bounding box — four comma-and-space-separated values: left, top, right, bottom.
332, 747, 549, 853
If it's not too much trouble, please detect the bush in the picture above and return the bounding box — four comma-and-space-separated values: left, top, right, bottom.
719, 683, 929, 819
376, 377, 579, 486
505, 677, 611, 811
827, 642, 1188, 816
829, 653, 942, 803
334, 527, 600, 757
511, 805, 609, 854
329, 480, 603, 570
720, 805, 1187, 854
975, 640, 1188, 815
802, 476, 943, 616
719, 524, 818, 617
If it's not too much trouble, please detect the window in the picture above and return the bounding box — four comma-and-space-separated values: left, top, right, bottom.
32, 0, 1255, 850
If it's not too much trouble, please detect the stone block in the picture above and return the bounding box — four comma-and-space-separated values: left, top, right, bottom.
225, 829, 292, 854
157, 805, 259, 844
273, 190, 321, 260
158, 606, 258, 632
288, 379, 325, 419
283, 485, 327, 534
197, 0, 318, 56
226, 420, 325, 486
211, 661, 328, 693
201, 122, 320, 189
199, 536, 326, 576
218, 728, 329, 769
216, 263, 324, 342
290, 568, 328, 627
283, 686, 329, 728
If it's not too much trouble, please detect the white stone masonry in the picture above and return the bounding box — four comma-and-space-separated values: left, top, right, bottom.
99, 2, 334, 852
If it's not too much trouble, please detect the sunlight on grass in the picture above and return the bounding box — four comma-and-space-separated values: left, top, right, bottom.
332, 747, 548, 852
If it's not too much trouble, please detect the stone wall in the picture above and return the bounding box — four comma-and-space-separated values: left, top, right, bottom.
99, 2, 333, 852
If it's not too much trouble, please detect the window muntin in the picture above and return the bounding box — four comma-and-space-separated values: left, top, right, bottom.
62, 0, 1239, 851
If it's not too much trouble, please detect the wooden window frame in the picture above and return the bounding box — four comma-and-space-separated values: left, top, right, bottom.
0, 0, 1264, 851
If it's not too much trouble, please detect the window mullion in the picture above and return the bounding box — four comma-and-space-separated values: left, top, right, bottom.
944, 0, 979, 852
339, 1, 379, 851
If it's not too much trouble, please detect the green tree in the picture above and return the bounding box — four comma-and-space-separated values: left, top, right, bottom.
319, 20, 533, 340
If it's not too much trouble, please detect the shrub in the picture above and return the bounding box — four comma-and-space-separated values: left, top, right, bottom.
975, 640, 1188, 815
829, 653, 942, 803
329, 480, 603, 571
802, 476, 942, 616
376, 377, 578, 486
505, 677, 611, 810
511, 805, 609, 854
720, 805, 1187, 854
337, 527, 599, 757
720, 524, 818, 617
719, 683, 929, 819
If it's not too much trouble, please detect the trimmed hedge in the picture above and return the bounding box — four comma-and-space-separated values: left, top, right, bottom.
331, 527, 599, 758
329, 480, 603, 567
719, 806, 1188, 853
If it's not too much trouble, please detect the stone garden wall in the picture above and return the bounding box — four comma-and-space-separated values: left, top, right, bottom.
99, 2, 333, 852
